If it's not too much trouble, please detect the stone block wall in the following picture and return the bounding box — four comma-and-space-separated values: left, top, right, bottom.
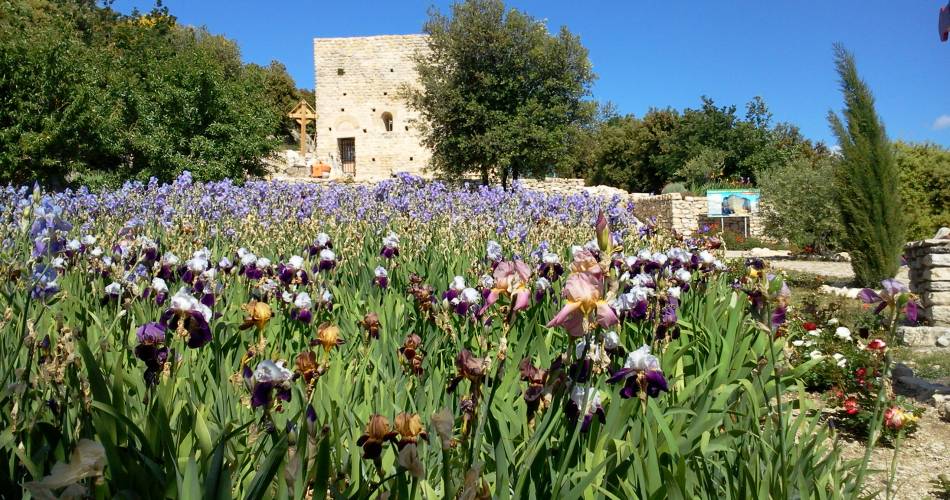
906, 239, 950, 326
313, 35, 431, 180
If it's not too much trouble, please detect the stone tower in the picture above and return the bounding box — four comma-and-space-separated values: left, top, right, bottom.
313, 34, 431, 180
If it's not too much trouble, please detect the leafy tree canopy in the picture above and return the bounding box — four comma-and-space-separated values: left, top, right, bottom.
407, 0, 596, 188
0, 0, 310, 188
576, 96, 824, 194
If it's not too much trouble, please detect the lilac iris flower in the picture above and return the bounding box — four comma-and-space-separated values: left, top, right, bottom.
858, 279, 919, 323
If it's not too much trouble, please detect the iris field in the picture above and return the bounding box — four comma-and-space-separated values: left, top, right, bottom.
1, 173, 891, 498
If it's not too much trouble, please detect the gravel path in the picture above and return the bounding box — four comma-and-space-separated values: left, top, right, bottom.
723, 251, 910, 285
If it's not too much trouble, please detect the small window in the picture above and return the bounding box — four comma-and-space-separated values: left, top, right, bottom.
328, 127, 332, 131
343, 92, 347, 96
404, 126, 409, 131
409, 157, 414, 161
340, 108, 345, 112
383, 92, 388, 96
362, 129, 367, 133
390, 68, 394, 72
381, 112, 394, 132
337, 68, 345, 75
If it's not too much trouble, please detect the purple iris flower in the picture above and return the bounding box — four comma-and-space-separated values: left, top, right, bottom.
308, 233, 332, 256
374, 266, 389, 289
316, 249, 337, 272
607, 345, 669, 399
134, 322, 169, 385
380, 231, 400, 259
160, 288, 213, 348
249, 360, 293, 409
858, 279, 918, 323
564, 386, 606, 432
278, 255, 309, 285
31, 264, 59, 300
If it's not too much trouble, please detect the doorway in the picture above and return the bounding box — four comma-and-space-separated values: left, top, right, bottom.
338, 138, 355, 175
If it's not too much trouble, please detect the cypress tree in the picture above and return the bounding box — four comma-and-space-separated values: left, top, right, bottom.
828, 44, 904, 287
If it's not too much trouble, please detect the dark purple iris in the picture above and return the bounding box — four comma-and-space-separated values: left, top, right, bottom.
134, 322, 169, 385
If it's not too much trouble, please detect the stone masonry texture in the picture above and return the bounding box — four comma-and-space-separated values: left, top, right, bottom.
906, 238, 950, 326
313, 35, 431, 180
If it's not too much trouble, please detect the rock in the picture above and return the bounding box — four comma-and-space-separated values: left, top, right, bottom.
892, 373, 950, 402
837, 252, 851, 261
938, 336, 950, 347
935, 227, 950, 240
899, 326, 950, 346
892, 363, 915, 378
897, 326, 950, 347
939, 401, 950, 423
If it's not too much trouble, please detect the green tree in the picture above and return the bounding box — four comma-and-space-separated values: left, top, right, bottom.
894, 141, 950, 241
407, 0, 596, 188
0, 0, 296, 187
828, 44, 904, 286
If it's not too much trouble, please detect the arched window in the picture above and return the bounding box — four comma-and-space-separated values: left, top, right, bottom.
382, 112, 394, 132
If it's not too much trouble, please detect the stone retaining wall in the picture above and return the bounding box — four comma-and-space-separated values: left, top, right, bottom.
906, 238, 950, 327
520, 180, 764, 238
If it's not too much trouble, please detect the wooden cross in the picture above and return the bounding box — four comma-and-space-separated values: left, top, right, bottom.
287, 100, 317, 156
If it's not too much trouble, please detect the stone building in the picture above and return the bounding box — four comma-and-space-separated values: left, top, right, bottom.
313, 34, 431, 180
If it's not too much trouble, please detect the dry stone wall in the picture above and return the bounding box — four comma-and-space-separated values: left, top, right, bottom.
907, 238, 950, 327
313, 35, 431, 180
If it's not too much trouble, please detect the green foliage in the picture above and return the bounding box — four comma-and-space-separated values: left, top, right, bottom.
0, 0, 305, 187
579, 96, 823, 193
758, 156, 847, 253
828, 44, 904, 286
894, 141, 950, 241
407, 0, 596, 187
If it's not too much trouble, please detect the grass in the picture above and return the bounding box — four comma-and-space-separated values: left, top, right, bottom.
891, 347, 950, 381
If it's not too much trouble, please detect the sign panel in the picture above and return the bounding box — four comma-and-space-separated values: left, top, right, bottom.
706, 189, 760, 217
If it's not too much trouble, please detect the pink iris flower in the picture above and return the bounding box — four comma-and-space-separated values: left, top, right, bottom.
546, 272, 618, 337
481, 260, 533, 314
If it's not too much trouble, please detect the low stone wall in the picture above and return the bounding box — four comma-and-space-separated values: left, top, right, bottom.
906, 238, 950, 327
520, 180, 764, 238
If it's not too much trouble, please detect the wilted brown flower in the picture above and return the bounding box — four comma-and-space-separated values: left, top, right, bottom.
447, 350, 487, 393
360, 312, 381, 339
430, 407, 454, 450
356, 414, 397, 460
397, 444, 425, 479
394, 412, 428, 449
313, 323, 344, 353
407, 278, 435, 314
459, 461, 491, 500
239, 301, 273, 332
518, 358, 548, 404
295, 351, 320, 384
399, 333, 424, 375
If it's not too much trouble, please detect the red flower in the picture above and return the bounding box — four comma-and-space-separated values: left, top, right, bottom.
803, 321, 818, 331
843, 397, 859, 415
855, 367, 867, 378
866, 339, 886, 351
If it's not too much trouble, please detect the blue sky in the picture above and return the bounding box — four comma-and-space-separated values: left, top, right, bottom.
116, 1, 949, 147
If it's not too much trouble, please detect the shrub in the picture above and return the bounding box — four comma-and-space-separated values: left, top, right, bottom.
895, 141, 950, 241
757, 156, 846, 254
